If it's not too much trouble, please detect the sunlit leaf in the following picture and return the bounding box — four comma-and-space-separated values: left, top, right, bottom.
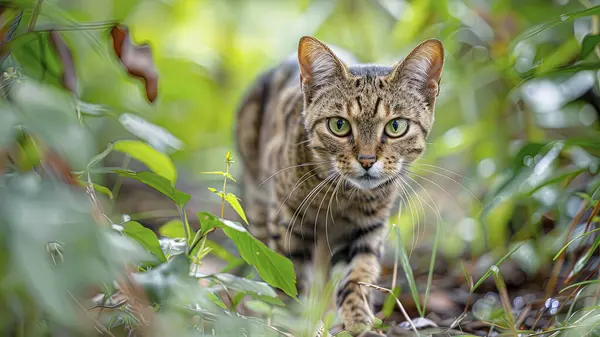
118, 113, 183, 153
110, 25, 158, 103
48, 31, 77, 96
123, 221, 166, 263
225, 193, 248, 224
113, 140, 177, 183
117, 170, 190, 207
159, 219, 185, 238
197, 212, 297, 298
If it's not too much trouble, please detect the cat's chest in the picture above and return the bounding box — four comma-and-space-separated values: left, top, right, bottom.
279, 176, 395, 228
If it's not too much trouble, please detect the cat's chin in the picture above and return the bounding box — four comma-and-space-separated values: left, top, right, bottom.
346, 175, 388, 190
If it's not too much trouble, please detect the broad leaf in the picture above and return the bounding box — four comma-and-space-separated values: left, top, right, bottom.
225, 193, 248, 224
116, 171, 190, 207
111, 25, 158, 103
159, 219, 185, 238
113, 140, 177, 183
123, 221, 166, 263
197, 212, 297, 298
48, 31, 77, 95
196, 273, 284, 306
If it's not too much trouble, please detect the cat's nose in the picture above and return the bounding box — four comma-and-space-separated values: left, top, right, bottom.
358, 154, 377, 170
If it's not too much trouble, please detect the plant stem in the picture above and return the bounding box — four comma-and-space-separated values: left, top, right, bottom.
221, 155, 231, 218
28, 0, 45, 31
178, 206, 190, 256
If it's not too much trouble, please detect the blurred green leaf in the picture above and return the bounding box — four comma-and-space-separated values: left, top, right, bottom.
382, 286, 400, 318
205, 273, 284, 306
130, 254, 190, 304
76, 180, 113, 199
158, 219, 185, 238
197, 212, 297, 298
0, 104, 18, 147
116, 170, 190, 207
204, 239, 245, 272
516, 6, 600, 43
113, 140, 177, 183
123, 221, 166, 263
580, 34, 600, 59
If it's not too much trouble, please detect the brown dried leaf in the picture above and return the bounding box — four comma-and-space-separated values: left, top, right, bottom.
43, 150, 77, 186
111, 25, 158, 103
49, 31, 78, 96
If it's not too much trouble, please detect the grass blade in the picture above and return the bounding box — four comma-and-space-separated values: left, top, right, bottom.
392, 225, 423, 316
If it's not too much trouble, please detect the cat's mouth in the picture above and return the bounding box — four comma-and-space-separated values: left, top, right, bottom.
347, 173, 388, 190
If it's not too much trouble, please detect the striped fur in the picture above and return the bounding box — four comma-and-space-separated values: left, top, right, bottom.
236, 36, 444, 335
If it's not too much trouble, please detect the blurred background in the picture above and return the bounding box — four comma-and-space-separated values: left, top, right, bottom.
3, 0, 600, 335
55, 0, 599, 258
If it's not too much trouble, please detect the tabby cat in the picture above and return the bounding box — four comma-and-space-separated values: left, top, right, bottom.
235, 36, 444, 335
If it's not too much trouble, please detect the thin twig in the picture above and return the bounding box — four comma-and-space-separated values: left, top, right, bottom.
357, 282, 418, 335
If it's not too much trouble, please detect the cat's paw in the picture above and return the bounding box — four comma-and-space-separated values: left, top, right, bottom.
342, 316, 373, 336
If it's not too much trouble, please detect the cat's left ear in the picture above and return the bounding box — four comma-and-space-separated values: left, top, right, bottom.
298, 36, 348, 96
389, 39, 444, 106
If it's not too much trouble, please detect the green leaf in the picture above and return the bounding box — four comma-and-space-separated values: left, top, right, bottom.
158, 219, 185, 238
391, 225, 422, 316
76, 180, 114, 199
123, 221, 167, 263
208, 273, 284, 306
580, 34, 600, 59
116, 170, 190, 207
113, 140, 177, 184
197, 212, 297, 298
226, 193, 248, 224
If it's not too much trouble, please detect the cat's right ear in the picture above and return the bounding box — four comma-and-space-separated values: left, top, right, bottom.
298, 36, 347, 94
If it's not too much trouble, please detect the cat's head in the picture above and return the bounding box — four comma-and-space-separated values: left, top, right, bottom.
297, 36, 444, 190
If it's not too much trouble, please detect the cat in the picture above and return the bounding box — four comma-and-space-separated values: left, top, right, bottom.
235, 36, 444, 335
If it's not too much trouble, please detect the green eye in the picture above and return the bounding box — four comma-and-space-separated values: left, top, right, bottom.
327, 117, 351, 137
385, 119, 409, 137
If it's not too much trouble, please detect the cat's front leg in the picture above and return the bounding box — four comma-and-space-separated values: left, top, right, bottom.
331, 223, 384, 335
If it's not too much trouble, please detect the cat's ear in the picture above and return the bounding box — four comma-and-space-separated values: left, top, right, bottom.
390, 39, 444, 106
298, 36, 348, 92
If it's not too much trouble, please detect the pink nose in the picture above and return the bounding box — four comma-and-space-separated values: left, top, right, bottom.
358, 154, 376, 170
